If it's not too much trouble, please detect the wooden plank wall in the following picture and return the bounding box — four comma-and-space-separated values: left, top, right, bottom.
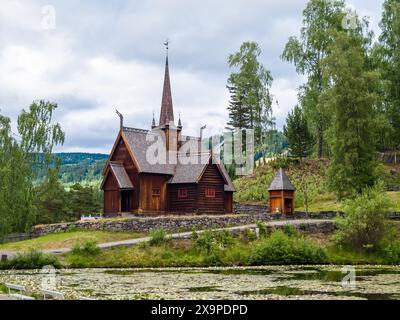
197, 164, 225, 213
168, 184, 197, 212
103, 173, 120, 214
139, 173, 169, 212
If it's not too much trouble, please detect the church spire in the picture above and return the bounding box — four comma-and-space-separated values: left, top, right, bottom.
159, 40, 174, 126
151, 111, 156, 129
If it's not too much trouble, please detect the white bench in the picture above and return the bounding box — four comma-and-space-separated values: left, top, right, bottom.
79, 297, 96, 300
40, 289, 64, 300
5, 283, 35, 300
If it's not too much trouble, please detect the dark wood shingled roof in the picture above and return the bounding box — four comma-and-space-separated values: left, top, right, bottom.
268, 168, 296, 191
121, 126, 235, 191
109, 162, 134, 189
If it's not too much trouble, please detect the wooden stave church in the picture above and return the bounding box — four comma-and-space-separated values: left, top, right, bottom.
101, 54, 235, 217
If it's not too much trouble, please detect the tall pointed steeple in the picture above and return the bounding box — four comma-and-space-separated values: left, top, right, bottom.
159, 41, 174, 126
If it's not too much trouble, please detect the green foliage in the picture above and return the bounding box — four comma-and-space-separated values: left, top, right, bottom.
0, 250, 61, 269
0, 101, 64, 240
194, 230, 236, 255
383, 241, 400, 264
335, 183, 394, 252
68, 183, 102, 219
256, 221, 268, 238
71, 240, 100, 255
283, 105, 314, 158
249, 231, 327, 265
149, 228, 169, 246
322, 30, 379, 198
281, 0, 346, 158
34, 163, 69, 224
282, 224, 298, 237
227, 41, 274, 147
36, 153, 108, 183
374, 0, 400, 150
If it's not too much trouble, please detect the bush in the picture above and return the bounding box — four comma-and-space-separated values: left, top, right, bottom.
282, 224, 298, 237
0, 250, 61, 269
249, 231, 327, 265
256, 221, 268, 238
149, 228, 169, 246
335, 183, 394, 252
383, 242, 400, 264
194, 230, 236, 254
71, 240, 100, 255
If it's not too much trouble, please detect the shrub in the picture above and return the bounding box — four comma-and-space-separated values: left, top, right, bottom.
71, 240, 100, 255
249, 231, 327, 265
383, 242, 400, 264
335, 183, 394, 252
0, 250, 61, 269
240, 228, 257, 242
282, 224, 297, 237
149, 228, 169, 246
256, 221, 268, 238
194, 230, 236, 254
65, 224, 77, 233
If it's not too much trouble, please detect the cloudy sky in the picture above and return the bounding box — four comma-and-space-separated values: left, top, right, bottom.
0, 0, 384, 153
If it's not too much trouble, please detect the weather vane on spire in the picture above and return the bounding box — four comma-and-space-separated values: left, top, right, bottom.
164, 38, 169, 56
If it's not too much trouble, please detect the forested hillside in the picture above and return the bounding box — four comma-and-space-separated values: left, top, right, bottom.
37, 153, 108, 183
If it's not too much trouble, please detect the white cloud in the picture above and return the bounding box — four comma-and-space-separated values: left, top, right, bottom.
0, 0, 385, 153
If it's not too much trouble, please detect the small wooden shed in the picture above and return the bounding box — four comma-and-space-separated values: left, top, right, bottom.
268, 168, 296, 214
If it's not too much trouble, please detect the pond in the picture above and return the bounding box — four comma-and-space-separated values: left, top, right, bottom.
1, 265, 400, 300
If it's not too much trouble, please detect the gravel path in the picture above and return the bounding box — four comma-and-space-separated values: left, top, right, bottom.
1, 219, 332, 259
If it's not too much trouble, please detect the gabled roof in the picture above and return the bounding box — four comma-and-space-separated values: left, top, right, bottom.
268, 168, 295, 191
109, 162, 134, 189
122, 127, 175, 175
105, 126, 236, 192
101, 161, 134, 190
168, 154, 236, 192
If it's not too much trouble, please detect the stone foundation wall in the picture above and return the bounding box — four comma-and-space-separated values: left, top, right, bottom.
30, 215, 336, 239
31, 214, 271, 237
233, 203, 341, 219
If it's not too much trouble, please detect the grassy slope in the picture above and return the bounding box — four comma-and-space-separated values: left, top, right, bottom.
0, 231, 145, 252
233, 159, 400, 212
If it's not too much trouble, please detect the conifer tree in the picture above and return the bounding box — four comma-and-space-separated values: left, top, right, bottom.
283, 105, 314, 158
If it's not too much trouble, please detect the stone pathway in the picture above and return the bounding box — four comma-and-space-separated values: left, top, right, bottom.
1, 219, 333, 259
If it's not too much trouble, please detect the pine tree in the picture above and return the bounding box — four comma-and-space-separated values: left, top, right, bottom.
35, 163, 69, 224
283, 106, 314, 158
68, 183, 102, 218
227, 42, 274, 147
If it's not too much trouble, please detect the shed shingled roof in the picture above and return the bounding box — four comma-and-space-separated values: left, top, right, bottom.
268, 168, 296, 191
109, 162, 134, 189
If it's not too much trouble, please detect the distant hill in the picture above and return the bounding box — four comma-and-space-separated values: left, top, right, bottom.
37, 153, 108, 184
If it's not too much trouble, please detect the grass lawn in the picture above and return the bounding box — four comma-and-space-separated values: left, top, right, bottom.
388, 192, 400, 211
0, 230, 145, 252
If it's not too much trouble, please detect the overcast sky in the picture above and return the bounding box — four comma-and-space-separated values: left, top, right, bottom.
0, 0, 384, 153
